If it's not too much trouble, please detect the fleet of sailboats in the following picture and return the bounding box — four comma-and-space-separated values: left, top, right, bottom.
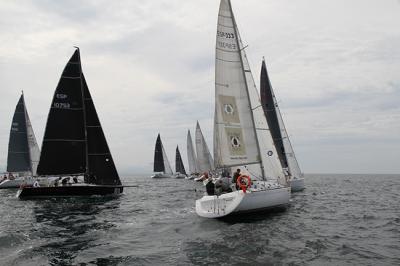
260, 59, 305, 191
195, 0, 291, 218
0, 92, 40, 188
1, 1, 305, 216
17, 48, 123, 198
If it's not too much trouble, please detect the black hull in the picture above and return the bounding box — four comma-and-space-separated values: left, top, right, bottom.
17, 185, 123, 199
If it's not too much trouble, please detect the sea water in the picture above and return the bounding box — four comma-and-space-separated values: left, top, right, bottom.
0, 174, 399, 265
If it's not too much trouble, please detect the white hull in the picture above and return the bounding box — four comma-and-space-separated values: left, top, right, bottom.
196, 181, 290, 218
289, 177, 305, 192
0, 178, 34, 188
151, 173, 173, 178
174, 173, 186, 179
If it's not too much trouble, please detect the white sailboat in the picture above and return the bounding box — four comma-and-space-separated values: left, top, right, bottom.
195, 121, 214, 173
186, 130, 200, 180
195, 0, 290, 218
260, 59, 305, 191
151, 134, 174, 178
0, 92, 40, 189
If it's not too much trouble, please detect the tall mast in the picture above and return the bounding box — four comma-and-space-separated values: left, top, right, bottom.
76, 47, 90, 176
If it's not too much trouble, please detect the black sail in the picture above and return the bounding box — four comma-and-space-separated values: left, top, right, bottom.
7, 94, 30, 173
175, 146, 186, 175
37, 49, 86, 175
82, 74, 121, 185
153, 134, 164, 172
260, 60, 288, 168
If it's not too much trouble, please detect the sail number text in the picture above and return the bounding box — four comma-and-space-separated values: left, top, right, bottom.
217, 41, 236, 50
217, 31, 235, 39
53, 102, 71, 109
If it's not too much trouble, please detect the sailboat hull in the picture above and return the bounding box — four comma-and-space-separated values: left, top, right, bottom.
151, 173, 173, 178
196, 181, 290, 218
0, 178, 34, 189
289, 177, 305, 192
17, 185, 123, 199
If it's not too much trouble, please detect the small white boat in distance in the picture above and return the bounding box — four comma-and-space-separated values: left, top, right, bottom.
151, 134, 174, 178
196, 0, 290, 218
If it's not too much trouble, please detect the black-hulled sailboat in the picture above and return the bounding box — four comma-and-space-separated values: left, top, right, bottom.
151, 134, 173, 178
174, 146, 187, 178
260, 58, 304, 191
0, 92, 41, 189
17, 48, 123, 198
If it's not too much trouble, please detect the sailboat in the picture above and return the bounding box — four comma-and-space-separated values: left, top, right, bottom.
174, 146, 187, 178
186, 130, 200, 180
260, 59, 304, 191
17, 48, 123, 198
195, 0, 290, 218
195, 121, 214, 174
151, 134, 174, 178
0, 92, 41, 189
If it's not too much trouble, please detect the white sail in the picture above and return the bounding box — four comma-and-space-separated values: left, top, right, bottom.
161, 144, 173, 175
24, 108, 40, 176
214, 0, 284, 181
274, 94, 303, 179
195, 121, 214, 173
214, 0, 261, 168
187, 130, 199, 174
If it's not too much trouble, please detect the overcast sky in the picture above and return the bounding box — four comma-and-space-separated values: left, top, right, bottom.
0, 0, 399, 175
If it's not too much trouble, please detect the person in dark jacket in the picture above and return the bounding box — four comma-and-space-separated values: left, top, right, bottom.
232, 169, 241, 189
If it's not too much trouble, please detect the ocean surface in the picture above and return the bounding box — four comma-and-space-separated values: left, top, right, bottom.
0, 174, 399, 266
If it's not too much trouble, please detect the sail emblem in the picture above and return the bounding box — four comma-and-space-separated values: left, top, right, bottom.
224, 104, 234, 115
231, 136, 241, 148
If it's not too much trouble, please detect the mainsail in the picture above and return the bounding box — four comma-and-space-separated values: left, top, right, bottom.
175, 146, 186, 175
7, 93, 40, 175
195, 121, 214, 173
37, 48, 121, 185
260, 59, 302, 179
153, 134, 173, 175
214, 0, 284, 180
186, 130, 199, 174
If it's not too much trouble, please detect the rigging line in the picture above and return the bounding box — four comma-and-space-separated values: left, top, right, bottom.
244, 165, 263, 180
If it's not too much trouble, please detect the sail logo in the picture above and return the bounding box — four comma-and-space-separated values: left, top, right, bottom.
225, 127, 246, 156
